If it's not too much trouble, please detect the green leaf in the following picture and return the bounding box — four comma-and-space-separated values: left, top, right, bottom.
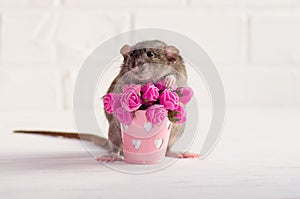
168, 110, 179, 118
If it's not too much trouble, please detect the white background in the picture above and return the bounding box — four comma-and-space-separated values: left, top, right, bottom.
0, 0, 299, 109
0, 0, 300, 198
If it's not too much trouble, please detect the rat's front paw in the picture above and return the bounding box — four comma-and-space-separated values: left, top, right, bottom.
165, 75, 176, 89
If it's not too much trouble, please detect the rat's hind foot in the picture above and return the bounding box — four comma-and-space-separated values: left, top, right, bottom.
166, 151, 200, 159
97, 154, 123, 163
166, 151, 184, 158
181, 152, 200, 159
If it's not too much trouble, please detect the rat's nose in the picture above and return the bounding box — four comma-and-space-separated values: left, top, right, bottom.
136, 60, 145, 66
132, 66, 139, 72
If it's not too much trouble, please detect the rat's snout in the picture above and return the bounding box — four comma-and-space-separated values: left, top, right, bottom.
132, 59, 147, 73
135, 60, 145, 67
131, 66, 139, 72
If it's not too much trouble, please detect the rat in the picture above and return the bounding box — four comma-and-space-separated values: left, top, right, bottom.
14, 40, 200, 162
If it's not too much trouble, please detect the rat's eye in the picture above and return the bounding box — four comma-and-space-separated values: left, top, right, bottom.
147, 51, 155, 58
129, 52, 134, 57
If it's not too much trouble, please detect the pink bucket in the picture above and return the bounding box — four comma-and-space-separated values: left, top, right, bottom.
121, 110, 172, 164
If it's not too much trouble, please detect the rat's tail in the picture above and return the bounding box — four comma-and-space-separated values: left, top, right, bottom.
13, 130, 109, 149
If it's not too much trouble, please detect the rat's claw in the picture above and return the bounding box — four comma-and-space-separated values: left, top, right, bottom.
97, 154, 123, 163
165, 75, 176, 89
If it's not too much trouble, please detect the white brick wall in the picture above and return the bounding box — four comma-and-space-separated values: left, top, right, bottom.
63, 0, 185, 6
219, 67, 296, 107
190, 0, 299, 7
294, 69, 300, 108
250, 14, 300, 64
1, 12, 56, 65
0, 0, 299, 111
134, 11, 244, 65
0, 0, 26, 6
0, 67, 61, 110
56, 11, 130, 65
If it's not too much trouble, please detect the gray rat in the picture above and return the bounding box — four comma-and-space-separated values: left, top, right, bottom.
14, 40, 200, 162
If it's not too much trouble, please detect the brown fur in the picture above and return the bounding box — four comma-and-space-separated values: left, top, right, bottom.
14, 40, 189, 158
105, 40, 188, 154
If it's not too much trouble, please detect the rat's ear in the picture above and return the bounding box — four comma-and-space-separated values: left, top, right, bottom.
120, 44, 131, 57
165, 46, 180, 61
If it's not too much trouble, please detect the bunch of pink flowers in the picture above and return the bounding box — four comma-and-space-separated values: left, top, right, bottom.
103, 80, 193, 125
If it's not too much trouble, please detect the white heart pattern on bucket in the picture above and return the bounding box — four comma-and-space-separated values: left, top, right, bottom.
143, 122, 152, 132
132, 139, 142, 150
154, 138, 163, 149
167, 121, 172, 130
123, 124, 129, 131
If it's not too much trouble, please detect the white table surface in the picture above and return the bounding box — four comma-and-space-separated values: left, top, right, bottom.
1, 108, 300, 199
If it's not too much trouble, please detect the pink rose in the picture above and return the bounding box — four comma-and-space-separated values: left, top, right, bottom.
121, 84, 142, 112
168, 105, 186, 124
156, 79, 177, 90
146, 105, 167, 125
141, 83, 159, 103
159, 89, 179, 110
103, 93, 121, 114
176, 87, 194, 105
155, 79, 167, 90
115, 107, 133, 125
